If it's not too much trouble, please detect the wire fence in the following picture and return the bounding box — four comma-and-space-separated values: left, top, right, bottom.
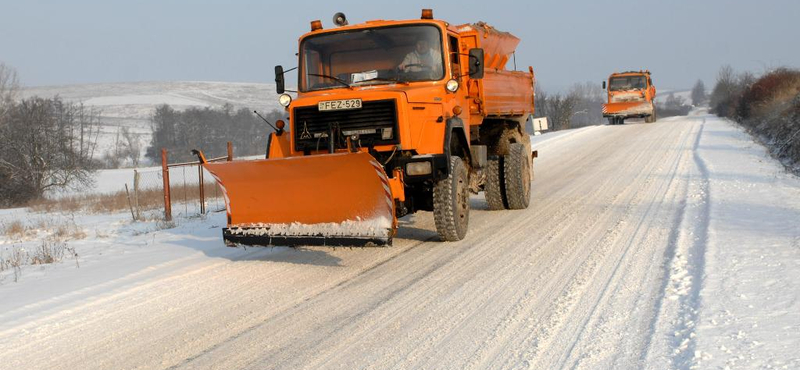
131, 167, 225, 220
123, 144, 232, 221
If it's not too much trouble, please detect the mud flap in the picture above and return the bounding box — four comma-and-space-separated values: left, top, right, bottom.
203, 152, 397, 247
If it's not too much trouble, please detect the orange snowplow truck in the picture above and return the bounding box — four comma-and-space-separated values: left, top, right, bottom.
602, 70, 656, 125
199, 9, 536, 247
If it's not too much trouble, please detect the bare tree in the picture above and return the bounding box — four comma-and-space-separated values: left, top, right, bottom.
122, 127, 141, 167
568, 82, 604, 127
146, 104, 279, 162
0, 62, 20, 119
546, 93, 579, 131
691, 79, 707, 106
0, 97, 100, 206
103, 127, 125, 169
534, 86, 548, 119
710, 65, 738, 116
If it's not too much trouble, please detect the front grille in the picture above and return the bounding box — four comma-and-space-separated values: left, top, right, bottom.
293, 99, 398, 151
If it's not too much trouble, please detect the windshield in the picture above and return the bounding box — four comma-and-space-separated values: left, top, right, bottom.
609, 76, 647, 91
300, 25, 445, 92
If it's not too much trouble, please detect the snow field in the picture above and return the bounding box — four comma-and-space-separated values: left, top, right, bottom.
0, 113, 797, 369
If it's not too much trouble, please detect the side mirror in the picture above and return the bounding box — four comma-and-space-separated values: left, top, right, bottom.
275, 65, 285, 94
468, 48, 484, 79
602, 81, 606, 90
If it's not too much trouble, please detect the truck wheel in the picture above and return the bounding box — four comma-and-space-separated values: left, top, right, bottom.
484, 157, 507, 210
433, 156, 470, 241
608, 117, 615, 125
504, 143, 532, 209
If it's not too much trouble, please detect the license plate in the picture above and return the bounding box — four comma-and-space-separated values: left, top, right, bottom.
318, 99, 362, 111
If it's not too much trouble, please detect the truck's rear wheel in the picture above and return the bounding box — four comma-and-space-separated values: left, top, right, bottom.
433, 156, 469, 241
484, 157, 507, 210
503, 143, 532, 209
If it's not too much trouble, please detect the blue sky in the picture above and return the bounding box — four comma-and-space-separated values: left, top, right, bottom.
1, 0, 798, 92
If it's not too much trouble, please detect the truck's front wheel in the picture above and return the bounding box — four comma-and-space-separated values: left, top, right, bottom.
504, 143, 532, 209
646, 108, 657, 123
433, 156, 469, 241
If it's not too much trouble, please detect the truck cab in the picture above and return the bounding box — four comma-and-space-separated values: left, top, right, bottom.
602, 70, 656, 125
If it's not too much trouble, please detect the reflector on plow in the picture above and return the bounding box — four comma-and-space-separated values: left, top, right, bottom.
203, 152, 397, 247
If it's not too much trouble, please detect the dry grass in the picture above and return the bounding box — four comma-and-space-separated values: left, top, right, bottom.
28, 182, 223, 216
2, 220, 27, 239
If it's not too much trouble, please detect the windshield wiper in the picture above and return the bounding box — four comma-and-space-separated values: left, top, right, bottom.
307, 73, 352, 88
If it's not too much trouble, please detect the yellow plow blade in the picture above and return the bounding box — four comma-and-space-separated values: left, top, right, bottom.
203, 152, 396, 247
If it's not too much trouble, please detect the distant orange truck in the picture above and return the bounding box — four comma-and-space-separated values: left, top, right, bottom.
602, 70, 656, 125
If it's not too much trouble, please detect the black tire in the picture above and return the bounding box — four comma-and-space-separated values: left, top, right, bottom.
608, 117, 615, 125
433, 156, 470, 241
645, 111, 654, 123
503, 143, 532, 210
484, 157, 506, 210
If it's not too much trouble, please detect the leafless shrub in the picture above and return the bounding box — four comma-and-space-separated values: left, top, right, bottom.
157, 219, 177, 230
30, 240, 67, 265
0, 246, 27, 282
657, 93, 692, 118
711, 66, 800, 173
1, 240, 79, 282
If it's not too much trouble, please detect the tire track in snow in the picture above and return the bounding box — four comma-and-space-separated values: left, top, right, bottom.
643, 117, 711, 369
548, 120, 698, 369
494, 123, 687, 369
178, 127, 634, 369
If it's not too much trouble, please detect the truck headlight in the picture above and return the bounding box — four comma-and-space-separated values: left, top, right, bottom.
446, 79, 459, 93
406, 161, 432, 176
278, 94, 292, 107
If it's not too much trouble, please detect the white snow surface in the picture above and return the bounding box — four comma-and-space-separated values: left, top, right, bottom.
1, 113, 799, 369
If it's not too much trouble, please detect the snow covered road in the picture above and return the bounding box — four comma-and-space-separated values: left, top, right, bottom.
1, 114, 798, 369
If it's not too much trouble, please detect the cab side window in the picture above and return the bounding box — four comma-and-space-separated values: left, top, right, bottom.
448, 35, 460, 76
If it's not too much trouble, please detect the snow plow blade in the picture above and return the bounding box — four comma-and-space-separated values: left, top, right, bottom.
602, 101, 654, 117
203, 152, 396, 247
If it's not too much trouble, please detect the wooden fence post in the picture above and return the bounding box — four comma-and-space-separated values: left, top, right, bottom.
133, 169, 141, 220
161, 148, 172, 221
198, 164, 205, 215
